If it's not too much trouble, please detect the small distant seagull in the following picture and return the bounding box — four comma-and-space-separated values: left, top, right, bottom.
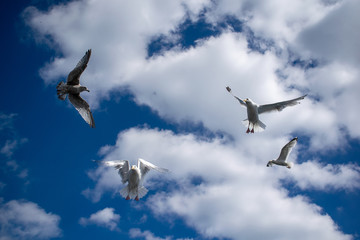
226, 86, 306, 133
56, 49, 95, 128
267, 137, 298, 169
98, 158, 169, 201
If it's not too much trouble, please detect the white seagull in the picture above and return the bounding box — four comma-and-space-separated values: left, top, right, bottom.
267, 137, 298, 169
56, 49, 95, 128
226, 86, 306, 133
100, 158, 169, 201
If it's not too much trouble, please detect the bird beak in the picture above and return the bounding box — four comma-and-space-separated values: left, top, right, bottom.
87, 90, 90, 92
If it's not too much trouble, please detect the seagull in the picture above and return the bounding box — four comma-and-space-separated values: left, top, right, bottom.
267, 137, 298, 169
226, 86, 306, 133
56, 49, 95, 128
98, 158, 169, 201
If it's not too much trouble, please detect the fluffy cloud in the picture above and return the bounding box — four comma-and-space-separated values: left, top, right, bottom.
1, 138, 28, 158
289, 161, 360, 191
79, 207, 120, 231
0, 113, 29, 179
23, 0, 210, 105
85, 127, 356, 239
0, 199, 62, 240
296, 0, 360, 65
205, 0, 338, 44
24, 0, 360, 150
129, 228, 171, 240
23, 1, 360, 238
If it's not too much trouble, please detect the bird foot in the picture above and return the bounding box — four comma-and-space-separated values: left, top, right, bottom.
126, 196, 130, 200
246, 128, 250, 134
135, 196, 139, 201
251, 129, 254, 133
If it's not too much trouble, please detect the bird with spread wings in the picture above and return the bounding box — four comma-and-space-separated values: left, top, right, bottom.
267, 137, 298, 169
226, 86, 306, 133
56, 49, 95, 128
99, 158, 169, 201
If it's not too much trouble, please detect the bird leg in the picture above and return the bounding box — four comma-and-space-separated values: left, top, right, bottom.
246, 122, 251, 133
135, 196, 139, 201
251, 128, 254, 133
126, 195, 130, 200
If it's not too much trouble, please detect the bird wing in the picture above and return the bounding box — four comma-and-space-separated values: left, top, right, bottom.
277, 137, 298, 162
68, 94, 95, 128
102, 160, 130, 184
138, 158, 169, 179
258, 95, 307, 114
66, 49, 92, 85
226, 86, 246, 107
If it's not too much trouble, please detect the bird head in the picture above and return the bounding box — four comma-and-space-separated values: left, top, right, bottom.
131, 165, 137, 170
286, 162, 294, 169
266, 160, 274, 167
80, 86, 90, 92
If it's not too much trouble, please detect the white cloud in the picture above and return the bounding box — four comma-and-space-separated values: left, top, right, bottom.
85, 127, 356, 240
1, 138, 28, 158
23, 0, 360, 150
289, 161, 360, 191
0, 113, 17, 131
129, 228, 171, 240
23, 0, 210, 106
22, 1, 360, 237
296, 0, 360, 65
0, 199, 62, 240
0, 113, 29, 180
79, 207, 120, 231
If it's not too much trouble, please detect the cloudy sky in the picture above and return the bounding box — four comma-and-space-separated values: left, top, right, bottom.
1, 0, 360, 239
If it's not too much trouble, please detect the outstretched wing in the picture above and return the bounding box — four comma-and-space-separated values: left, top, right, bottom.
226, 86, 246, 107
277, 137, 298, 162
68, 94, 95, 128
67, 49, 92, 85
258, 95, 307, 114
102, 160, 130, 184
138, 158, 169, 179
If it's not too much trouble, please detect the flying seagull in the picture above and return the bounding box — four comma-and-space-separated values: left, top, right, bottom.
267, 137, 298, 169
98, 158, 169, 201
226, 86, 306, 133
56, 49, 95, 128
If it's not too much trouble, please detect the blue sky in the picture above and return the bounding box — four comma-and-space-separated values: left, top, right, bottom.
1, 0, 360, 239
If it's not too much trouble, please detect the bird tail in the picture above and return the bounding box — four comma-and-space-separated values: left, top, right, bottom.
56, 81, 67, 100
119, 186, 129, 199
287, 162, 294, 169
254, 120, 266, 132
119, 186, 148, 200
242, 119, 266, 132
137, 186, 149, 199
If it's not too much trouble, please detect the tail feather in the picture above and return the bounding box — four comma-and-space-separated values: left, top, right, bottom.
137, 186, 148, 199
254, 120, 266, 132
119, 186, 148, 200
56, 81, 67, 100
242, 119, 266, 132
120, 186, 129, 199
